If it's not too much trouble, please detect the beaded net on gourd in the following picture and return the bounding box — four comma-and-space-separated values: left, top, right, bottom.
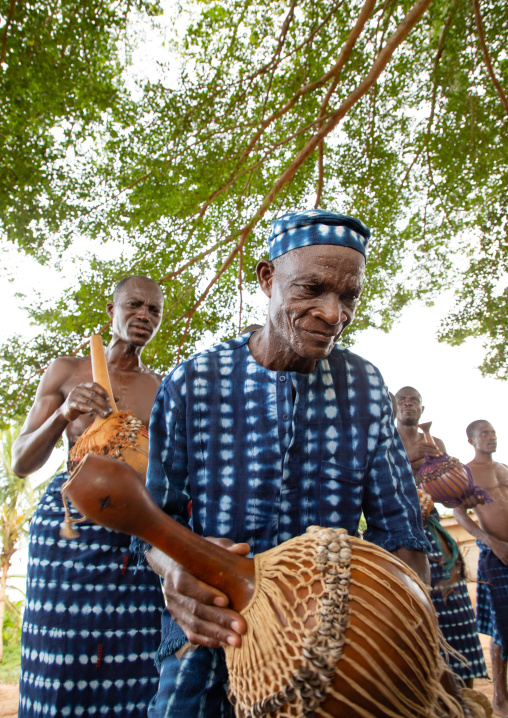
225, 526, 468, 718
67, 410, 148, 473
61, 411, 148, 540
416, 454, 492, 508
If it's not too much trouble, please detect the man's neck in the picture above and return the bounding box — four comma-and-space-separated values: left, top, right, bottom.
105, 337, 144, 372
248, 325, 319, 374
472, 450, 494, 466
396, 421, 420, 447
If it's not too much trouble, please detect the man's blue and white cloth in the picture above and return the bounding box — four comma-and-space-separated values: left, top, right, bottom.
476, 540, 508, 659
139, 332, 429, 718
19, 472, 165, 717
425, 512, 487, 680
267, 209, 370, 260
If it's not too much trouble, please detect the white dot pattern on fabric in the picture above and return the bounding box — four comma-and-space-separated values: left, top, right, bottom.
267, 209, 370, 260
139, 332, 432, 700
146, 334, 427, 562
426, 521, 488, 680
19, 472, 165, 717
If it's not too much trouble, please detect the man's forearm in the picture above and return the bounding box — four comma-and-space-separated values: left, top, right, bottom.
453, 506, 489, 544
391, 547, 431, 586
12, 408, 69, 477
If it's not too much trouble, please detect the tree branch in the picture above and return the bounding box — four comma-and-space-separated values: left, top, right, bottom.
258, 0, 436, 214
176, 316, 192, 364
314, 141, 324, 208
160, 238, 226, 282
397, 0, 456, 195
238, 246, 244, 334
1, 0, 18, 64
473, 0, 508, 116
172, 0, 437, 347
314, 0, 378, 205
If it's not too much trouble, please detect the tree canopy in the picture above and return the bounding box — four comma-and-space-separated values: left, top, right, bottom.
1, 0, 507, 425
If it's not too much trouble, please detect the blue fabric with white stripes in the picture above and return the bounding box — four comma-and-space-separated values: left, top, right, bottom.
147, 648, 231, 717
141, 333, 429, 715
19, 472, 165, 717
267, 209, 370, 260
476, 539, 508, 659
426, 516, 488, 680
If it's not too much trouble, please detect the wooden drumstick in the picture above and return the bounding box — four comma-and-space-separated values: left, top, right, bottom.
90, 334, 118, 418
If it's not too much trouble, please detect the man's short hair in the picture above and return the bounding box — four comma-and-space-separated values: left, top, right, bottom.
466, 420, 488, 440
395, 386, 422, 402
113, 276, 162, 302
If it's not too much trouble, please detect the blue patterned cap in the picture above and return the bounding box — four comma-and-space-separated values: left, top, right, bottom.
268, 209, 370, 260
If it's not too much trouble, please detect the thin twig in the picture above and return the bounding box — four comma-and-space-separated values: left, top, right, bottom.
238, 246, 244, 333
314, 141, 324, 208
1, 0, 18, 64
160, 239, 225, 282
473, 0, 508, 116
176, 316, 192, 364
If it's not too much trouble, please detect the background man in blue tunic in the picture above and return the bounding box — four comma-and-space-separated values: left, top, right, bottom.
12, 276, 166, 717
140, 210, 431, 717
395, 386, 487, 685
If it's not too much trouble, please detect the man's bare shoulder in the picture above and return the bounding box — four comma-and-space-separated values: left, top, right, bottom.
493, 460, 508, 476
39, 356, 91, 393
468, 459, 508, 470
138, 363, 163, 385
50, 355, 89, 370
47, 355, 90, 378
466, 458, 508, 486
432, 435, 446, 452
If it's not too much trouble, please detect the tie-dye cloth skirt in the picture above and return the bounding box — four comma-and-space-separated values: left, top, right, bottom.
19, 473, 165, 717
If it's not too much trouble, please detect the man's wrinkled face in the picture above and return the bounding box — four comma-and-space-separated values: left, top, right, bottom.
107, 278, 164, 347
263, 244, 365, 363
470, 421, 497, 454
395, 388, 423, 427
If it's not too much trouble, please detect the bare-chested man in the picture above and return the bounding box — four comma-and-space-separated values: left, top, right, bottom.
12, 276, 166, 718
455, 421, 508, 717
395, 387, 487, 685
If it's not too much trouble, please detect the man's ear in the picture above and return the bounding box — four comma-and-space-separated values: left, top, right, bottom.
106, 302, 114, 319
256, 259, 275, 298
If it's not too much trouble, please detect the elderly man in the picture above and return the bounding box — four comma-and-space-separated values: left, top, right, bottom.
13, 276, 166, 717
395, 387, 487, 685
141, 210, 430, 717
455, 421, 508, 717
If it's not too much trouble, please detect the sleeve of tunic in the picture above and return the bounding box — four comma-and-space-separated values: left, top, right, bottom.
362, 385, 431, 553
131, 374, 190, 558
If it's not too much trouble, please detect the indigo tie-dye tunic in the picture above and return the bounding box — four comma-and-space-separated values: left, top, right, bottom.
141, 334, 429, 713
